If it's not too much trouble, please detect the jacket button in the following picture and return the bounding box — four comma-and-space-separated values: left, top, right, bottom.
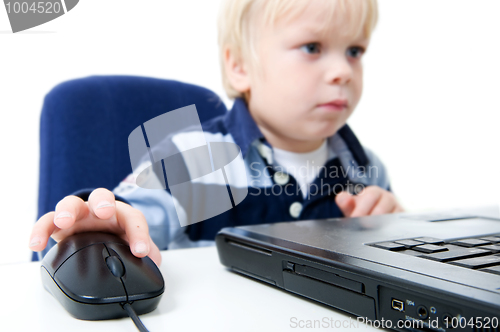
273, 171, 289, 185
289, 202, 303, 218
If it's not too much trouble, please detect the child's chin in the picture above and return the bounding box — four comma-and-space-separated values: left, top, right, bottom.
304, 132, 334, 142
314, 125, 343, 138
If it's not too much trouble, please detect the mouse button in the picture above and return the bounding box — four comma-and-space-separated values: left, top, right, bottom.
42, 232, 120, 275
105, 243, 164, 300
42, 237, 91, 276
41, 243, 72, 276
54, 243, 127, 304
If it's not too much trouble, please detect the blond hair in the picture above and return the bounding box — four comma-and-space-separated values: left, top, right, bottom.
217, 0, 379, 100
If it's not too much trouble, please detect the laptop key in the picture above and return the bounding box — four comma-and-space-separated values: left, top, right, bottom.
371, 242, 406, 251
450, 255, 500, 269
480, 265, 500, 276
421, 248, 490, 262
412, 244, 448, 254
477, 244, 500, 253
394, 239, 422, 247
452, 239, 490, 247
413, 237, 444, 245
480, 236, 500, 243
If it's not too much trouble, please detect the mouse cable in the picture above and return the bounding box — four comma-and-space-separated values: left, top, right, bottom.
122, 302, 150, 332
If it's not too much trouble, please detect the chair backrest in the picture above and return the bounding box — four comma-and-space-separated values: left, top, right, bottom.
35, 75, 227, 260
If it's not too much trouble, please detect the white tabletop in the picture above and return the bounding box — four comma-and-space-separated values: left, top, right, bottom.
0, 246, 378, 332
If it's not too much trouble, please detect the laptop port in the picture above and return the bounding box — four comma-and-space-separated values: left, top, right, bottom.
442, 313, 453, 326
391, 299, 405, 312
417, 305, 429, 319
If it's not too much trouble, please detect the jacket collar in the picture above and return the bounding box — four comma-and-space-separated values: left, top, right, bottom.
223, 97, 265, 158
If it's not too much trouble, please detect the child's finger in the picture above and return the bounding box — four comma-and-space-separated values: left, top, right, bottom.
349, 188, 382, 217
370, 192, 398, 215
335, 191, 356, 217
29, 211, 57, 251
53, 195, 89, 229
115, 201, 152, 258
148, 237, 162, 267
391, 203, 405, 213
88, 188, 116, 220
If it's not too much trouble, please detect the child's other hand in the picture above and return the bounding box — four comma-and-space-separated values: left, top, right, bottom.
29, 188, 162, 266
335, 186, 404, 218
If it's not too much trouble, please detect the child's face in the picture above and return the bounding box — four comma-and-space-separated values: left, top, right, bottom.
246, 1, 369, 152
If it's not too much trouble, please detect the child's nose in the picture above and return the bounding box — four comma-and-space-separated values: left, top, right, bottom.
325, 56, 353, 85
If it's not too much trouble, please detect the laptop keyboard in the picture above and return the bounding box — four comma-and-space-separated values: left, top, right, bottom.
369, 234, 500, 274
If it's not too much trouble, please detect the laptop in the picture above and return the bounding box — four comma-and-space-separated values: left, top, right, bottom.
215, 207, 500, 331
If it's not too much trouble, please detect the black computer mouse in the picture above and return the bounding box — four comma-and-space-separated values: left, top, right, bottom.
41, 232, 164, 321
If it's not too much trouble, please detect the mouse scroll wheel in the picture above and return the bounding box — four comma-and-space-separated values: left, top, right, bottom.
105, 255, 125, 278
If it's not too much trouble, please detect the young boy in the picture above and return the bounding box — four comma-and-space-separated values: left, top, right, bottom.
29, 0, 403, 266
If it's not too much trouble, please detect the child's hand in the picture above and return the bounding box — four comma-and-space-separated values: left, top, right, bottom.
335, 186, 404, 218
29, 188, 162, 266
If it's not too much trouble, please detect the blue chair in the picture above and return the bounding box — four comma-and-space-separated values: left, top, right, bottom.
34, 75, 227, 260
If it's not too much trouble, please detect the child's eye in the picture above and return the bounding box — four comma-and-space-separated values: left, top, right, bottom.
346, 46, 365, 59
300, 42, 321, 54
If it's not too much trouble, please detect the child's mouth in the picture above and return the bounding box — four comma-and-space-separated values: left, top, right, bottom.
317, 99, 348, 111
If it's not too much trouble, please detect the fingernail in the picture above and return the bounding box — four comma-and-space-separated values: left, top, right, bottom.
96, 201, 113, 209
29, 236, 41, 247
134, 241, 148, 254
55, 211, 72, 220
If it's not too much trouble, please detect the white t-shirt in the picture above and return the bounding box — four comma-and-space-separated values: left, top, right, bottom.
273, 140, 328, 199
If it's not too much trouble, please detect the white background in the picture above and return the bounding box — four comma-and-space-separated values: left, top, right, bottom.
1, 0, 499, 265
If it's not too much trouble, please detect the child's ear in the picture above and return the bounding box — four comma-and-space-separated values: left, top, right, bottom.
223, 46, 251, 94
